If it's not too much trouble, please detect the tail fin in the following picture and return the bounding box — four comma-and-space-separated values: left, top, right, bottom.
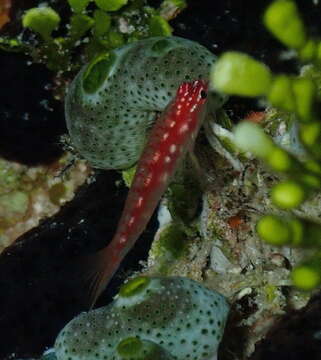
72, 243, 119, 309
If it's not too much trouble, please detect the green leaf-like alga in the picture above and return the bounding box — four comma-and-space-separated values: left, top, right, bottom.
95, 0, 128, 12
211, 52, 272, 97
22, 7, 60, 40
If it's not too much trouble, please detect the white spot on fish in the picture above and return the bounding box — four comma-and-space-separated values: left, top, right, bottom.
163, 132, 169, 141
179, 123, 189, 134
165, 156, 171, 163
169, 144, 177, 153
152, 151, 161, 163
136, 196, 143, 208
190, 104, 197, 112
176, 110, 181, 116
119, 235, 127, 244
128, 216, 135, 227
144, 173, 153, 186
169, 121, 176, 128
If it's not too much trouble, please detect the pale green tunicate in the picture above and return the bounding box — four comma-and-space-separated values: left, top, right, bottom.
54, 276, 229, 360
65, 36, 225, 169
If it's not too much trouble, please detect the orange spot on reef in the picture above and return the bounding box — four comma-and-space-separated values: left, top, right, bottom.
0, 0, 11, 29
227, 215, 244, 229
245, 111, 265, 124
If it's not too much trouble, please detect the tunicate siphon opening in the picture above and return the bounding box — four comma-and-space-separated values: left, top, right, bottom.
151, 38, 174, 55
83, 52, 116, 93
119, 276, 151, 297
117, 337, 142, 356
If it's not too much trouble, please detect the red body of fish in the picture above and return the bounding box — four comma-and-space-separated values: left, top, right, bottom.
85, 80, 208, 307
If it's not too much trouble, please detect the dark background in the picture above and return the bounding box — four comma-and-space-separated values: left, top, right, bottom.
0, 1, 320, 359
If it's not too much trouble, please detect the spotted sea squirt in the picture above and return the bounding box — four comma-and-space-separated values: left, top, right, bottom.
54, 276, 229, 360
65, 36, 225, 169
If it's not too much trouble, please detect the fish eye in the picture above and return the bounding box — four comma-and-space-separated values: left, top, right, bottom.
200, 90, 207, 99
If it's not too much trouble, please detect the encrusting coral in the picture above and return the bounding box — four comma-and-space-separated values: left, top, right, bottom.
54, 276, 229, 360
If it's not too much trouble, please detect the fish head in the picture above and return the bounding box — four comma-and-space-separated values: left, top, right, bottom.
177, 79, 208, 107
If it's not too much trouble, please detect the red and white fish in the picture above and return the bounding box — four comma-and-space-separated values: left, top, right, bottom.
84, 80, 208, 307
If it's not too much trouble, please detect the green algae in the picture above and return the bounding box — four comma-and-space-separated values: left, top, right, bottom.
210, 0, 321, 294
0, 191, 29, 217
4, 0, 178, 76
167, 182, 201, 225
22, 7, 61, 41
158, 224, 187, 259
